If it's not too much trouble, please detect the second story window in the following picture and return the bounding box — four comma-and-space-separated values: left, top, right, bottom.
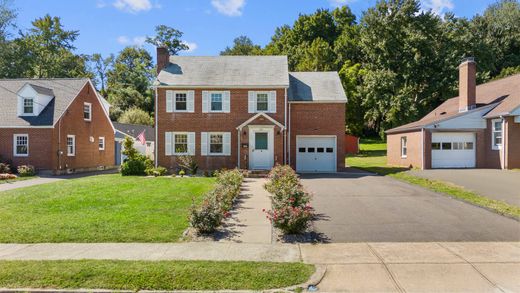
175, 93, 187, 111
23, 98, 34, 114
211, 93, 223, 111
256, 93, 269, 112
83, 103, 92, 121
248, 91, 276, 113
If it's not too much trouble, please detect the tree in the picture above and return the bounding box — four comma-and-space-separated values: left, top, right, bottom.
339, 61, 365, 136
220, 36, 262, 55
0, 0, 16, 40
146, 25, 189, 55
88, 53, 113, 96
296, 38, 336, 71
118, 107, 153, 126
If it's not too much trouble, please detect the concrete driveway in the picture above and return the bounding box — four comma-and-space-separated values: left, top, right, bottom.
408, 169, 520, 206
300, 169, 520, 242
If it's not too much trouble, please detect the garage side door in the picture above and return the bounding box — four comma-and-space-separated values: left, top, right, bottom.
296, 136, 336, 172
432, 132, 476, 168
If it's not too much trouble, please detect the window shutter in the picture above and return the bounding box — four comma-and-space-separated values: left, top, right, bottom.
187, 91, 195, 113
223, 91, 231, 113
201, 132, 208, 156
248, 91, 256, 113
269, 91, 277, 113
165, 132, 172, 156
166, 91, 173, 113
202, 91, 209, 113
188, 132, 195, 155
223, 132, 231, 156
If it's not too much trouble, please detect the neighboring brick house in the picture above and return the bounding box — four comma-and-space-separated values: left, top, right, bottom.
153, 48, 347, 172
0, 79, 115, 174
386, 58, 520, 169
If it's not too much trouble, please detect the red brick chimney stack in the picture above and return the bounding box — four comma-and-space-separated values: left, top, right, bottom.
459, 57, 477, 112
156, 46, 169, 75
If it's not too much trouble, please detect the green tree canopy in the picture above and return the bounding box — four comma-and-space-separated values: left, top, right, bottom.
146, 25, 189, 55
118, 107, 154, 126
220, 36, 262, 55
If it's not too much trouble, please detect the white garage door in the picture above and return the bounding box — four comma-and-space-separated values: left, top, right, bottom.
296, 136, 336, 172
432, 132, 476, 168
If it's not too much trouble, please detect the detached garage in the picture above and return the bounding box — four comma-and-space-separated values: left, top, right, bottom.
431, 132, 476, 168
296, 136, 337, 172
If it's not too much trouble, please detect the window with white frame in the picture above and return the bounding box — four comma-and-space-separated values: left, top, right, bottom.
67, 135, 75, 156
209, 134, 223, 154
174, 133, 188, 154
492, 119, 502, 150
175, 93, 187, 111
256, 93, 269, 112
23, 98, 34, 114
14, 134, 29, 156
99, 137, 105, 150
401, 136, 407, 158
211, 93, 223, 111
83, 103, 92, 121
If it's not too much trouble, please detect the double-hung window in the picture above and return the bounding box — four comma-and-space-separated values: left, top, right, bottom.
209, 134, 223, 154
99, 137, 105, 150
401, 137, 407, 158
174, 133, 188, 154
83, 102, 92, 121
256, 93, 269, 112
211, 93, 223, 111
67, 135, 76, 156
23, 98, 34, 114
492, 119, 502, 150
175, 93, 187, 111
14, 134, 29, 157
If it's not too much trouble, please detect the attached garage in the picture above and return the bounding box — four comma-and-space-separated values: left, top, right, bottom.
431, 132, 476, 168
296, 136, 337, 172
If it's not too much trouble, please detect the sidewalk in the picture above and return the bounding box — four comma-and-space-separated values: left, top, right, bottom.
216, 178, 273, 243
0, 242, 519, 292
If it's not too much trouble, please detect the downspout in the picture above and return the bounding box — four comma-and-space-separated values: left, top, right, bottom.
284, 87, 287, 165
421, 128, 425, 170
501, 116, 506, 170
154, 87, 158, 168
58, 117, 61, 173
288, 102, 291, 166
237, 128, 241, 169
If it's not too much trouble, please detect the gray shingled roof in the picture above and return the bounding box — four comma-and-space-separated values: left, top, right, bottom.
155, 56, 290, 87
0, 78, 89, 127
113, 122, 155, 142
288, 72, 347, 102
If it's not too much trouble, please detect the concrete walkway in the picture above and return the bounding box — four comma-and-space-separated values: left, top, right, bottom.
1, 242, 519, 292
216, 178, 272, 243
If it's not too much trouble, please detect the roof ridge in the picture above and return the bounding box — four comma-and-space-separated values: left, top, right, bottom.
0, 78, 89, 81
478, 73, 520, 86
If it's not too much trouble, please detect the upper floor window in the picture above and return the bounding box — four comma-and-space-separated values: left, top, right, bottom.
492, 119, 502, 150
256, 93, 269, 112
202, 91, 230, 113
84, 103, 92, 121
166, 90, 195, 113
67, 135, 76, 156
248, 91, 276, 113
401, 136, 407, 158
175, 93, 187, 111
14, 134, 29, 157
211, 93, 223, 111
23, 98, 34, 114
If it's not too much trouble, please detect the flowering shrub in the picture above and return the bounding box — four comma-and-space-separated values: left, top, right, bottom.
0, 173, 17, 180
189, 169, 243, 234
145, 166, 168, 176
0, 163, 10, 174
17, 165, 35, 177
264, 165, 314, 234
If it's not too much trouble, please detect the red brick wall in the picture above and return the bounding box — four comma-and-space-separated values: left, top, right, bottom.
53, 83, 115, 171
387, 130, 423, 168
344, 134, 359, 154
0, 128, 53, 170
155, 88, 286, 171
505, 116, 520, 169
481, 119, 502, 169
289, 103, 345, 170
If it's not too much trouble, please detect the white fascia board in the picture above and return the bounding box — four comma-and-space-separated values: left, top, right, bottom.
425, 103, 498, 130
153, 84, 289, 89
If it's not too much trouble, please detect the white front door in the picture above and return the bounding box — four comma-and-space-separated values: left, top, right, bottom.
431, 132, 476, 168
296, 136, 337, 172
249, 126, 274, 170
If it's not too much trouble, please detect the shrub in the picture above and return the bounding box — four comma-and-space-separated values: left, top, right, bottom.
145, 166, 168, 176
120, 136, 152, 176
189, 196, 223, 234
264, 164, 300, 195
265, 204, 313, 234
121, 160, 146, 176
0, 173, 17, 180
177, 155, 199, 175
17, 165, 35, 177
0, 163, 11, 174
179, 170, 185, 177
215, 168, 243, 191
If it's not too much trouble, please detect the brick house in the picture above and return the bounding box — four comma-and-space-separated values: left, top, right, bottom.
0, 78, 115, 174
386, 58, 520, 169
153, 48, 347, 172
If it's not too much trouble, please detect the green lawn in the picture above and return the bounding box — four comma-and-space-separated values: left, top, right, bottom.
0, 175, 37, 184
0, 260, 314, 291
0, 174, 215, 243
347, 138, 520, 219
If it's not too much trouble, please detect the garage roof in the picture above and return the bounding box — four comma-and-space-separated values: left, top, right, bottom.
288, 72, 347, 102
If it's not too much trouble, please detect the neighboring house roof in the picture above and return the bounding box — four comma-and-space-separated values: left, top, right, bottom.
0, 78, 89, 127
288, 72, 347, 102
113, 122, 155, 142
155, 56, 290, 87
386, 74, 520, 134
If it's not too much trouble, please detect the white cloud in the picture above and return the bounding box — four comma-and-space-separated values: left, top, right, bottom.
211, 0, 245, 17
113, 0, 153, 13
328, 0, 356, 7
183, 41, 198, 52
96, 0, 107, 8
117, 35, 147, 46
421, 0, 454, 16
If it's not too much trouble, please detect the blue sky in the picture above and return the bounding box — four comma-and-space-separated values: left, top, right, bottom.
10, 0, 496, 59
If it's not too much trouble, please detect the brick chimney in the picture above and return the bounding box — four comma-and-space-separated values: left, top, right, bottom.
156, 46, 169, 75
459, 57, 477, 112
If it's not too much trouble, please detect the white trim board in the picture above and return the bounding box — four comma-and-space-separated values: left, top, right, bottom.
236, 112, 285, 130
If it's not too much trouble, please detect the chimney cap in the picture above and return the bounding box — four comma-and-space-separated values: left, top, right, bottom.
460, 56, 476, 64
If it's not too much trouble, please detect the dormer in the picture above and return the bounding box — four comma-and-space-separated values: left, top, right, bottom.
17, 83, 54, 117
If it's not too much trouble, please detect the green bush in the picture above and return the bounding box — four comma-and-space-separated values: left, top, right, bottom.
0, 163, 11, 174
177, 155, 199, 175
189, 196, 223, 234
121, 160, 146, 176
145, 166, 168, 176
120, 136, 152, 176
17, 165, 35, 177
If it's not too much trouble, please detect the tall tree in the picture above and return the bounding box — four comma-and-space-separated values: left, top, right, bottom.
88, 53, 114, 96
0, 0, 16, 40
220, 36, 262, 55
146, 25, 189, 55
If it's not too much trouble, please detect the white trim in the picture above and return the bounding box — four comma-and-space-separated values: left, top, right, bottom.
249, 126, 275, 170
236, 112, 285, 130
169, 132, 194, 155
401, 136, 408, 158
491, 118, 503, 150
0, 126, 54, 128
154, 85, 289, 89
99, 136, 105, 150
22, 97, 35, 115
172, 90, 191, 113
295, 135, 337, 173
255, 91, 271, 113
13, 134, 29, 157
83, 102, 92, 121
204, 91, 229, 113
288, 100, 347, 104
67, 135, 76, 156
284, 87, 287, 164
155, 87, 159, 167
421, 128, 425, 170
